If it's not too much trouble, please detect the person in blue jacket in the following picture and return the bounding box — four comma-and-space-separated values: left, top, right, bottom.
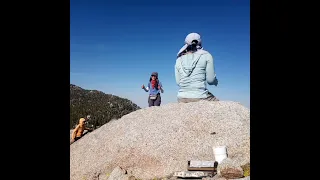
141, 72, 164, 107
175, 32, 219, 103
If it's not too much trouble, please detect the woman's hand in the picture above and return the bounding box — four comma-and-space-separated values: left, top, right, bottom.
141, 85, 145, 89
213, 78, 218, 86
158, 85, 164, 93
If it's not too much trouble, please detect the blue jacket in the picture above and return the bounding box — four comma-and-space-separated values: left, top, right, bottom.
175, 49, 217, 99
144, 81, 163, 95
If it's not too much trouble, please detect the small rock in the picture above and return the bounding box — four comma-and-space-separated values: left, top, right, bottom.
220, 168, 243, 179
108, 166, 131, 180
217, 158, 244, 179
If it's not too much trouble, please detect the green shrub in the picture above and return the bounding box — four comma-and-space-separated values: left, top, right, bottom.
70, 84, 140, 129
241, 163, 250, 177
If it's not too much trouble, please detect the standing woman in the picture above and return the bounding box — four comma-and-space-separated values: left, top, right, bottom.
141, 72, 164, 107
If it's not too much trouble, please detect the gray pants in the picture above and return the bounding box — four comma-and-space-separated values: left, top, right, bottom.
178, 92, 219, 103
148, 94, 161, 107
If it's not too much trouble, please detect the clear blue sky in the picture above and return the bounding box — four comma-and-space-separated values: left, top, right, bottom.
70, 0, 250, 108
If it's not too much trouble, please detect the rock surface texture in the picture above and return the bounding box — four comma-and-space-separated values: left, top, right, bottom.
70, 101, 250, 180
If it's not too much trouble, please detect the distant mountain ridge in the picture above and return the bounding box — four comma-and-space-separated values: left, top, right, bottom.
70, 84, 140, 129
